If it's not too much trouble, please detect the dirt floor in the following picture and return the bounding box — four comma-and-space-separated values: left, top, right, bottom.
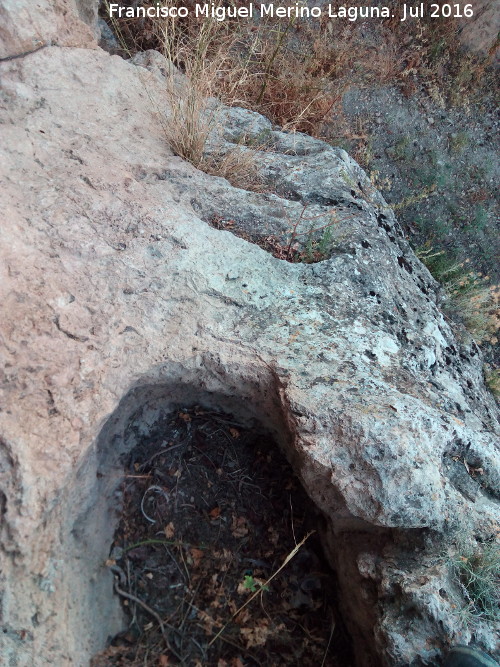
91, 408, 354, 666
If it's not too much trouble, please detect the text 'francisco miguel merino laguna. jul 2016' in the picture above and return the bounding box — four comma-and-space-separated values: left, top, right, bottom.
107, 3, 476, 23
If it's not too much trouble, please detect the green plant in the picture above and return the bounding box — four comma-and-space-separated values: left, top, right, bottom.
417, 245, 495, 343
417, 245, 459, 281
391, 184, 436, 212
391, 135, 411, 161
241, 574, 269, 593
467, 204, 489, 232
284, 205, 344, 262
436, 163, 453, 189
412, 165, 437, 188
449, 540, 500, 625
431, 217, 452, 239
209, 532, 314, 647
302, 224, 335, 263
484, 366, 500, 399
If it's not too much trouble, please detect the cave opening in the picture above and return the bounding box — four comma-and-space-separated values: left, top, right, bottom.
81, 380, 354, 666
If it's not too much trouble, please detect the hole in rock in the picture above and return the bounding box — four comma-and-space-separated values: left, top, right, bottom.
91, 405, 353, 666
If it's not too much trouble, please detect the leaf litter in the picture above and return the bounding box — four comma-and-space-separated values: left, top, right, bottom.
91, 408, 354, 666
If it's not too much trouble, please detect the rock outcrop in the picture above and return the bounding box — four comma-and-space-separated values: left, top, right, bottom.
0, 0, 97, 59
0, 2, 499, 666
458, 0, 500, 64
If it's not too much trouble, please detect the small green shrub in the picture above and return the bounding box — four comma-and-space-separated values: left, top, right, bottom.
467, 205, 489, 232
484, 366, 500, 399
391, 135, 411, 161
302, 225, 335, 263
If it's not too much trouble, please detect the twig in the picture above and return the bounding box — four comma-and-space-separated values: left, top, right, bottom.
113, 582, 183, 661
208, 531, 315, 647
321, 613, 336, 667
176, 541, 192, 587
139, 442, 186, 469
114, 581, 166, 635
286, 205, 309, 258
122, 538, 207, 554
217, 633, 264, 666
289, 495, 297, 546
256, 15, 296, 104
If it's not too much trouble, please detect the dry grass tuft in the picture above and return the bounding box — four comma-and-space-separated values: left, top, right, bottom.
104, 0, 498, 128
103, 0, 498, 160
417, 245, 497, 343
449, 539, 500, 626
201, 145, 264, 191
105, 0, 263, 188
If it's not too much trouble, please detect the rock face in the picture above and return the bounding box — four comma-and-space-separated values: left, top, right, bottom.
0, 3, 499, 666
0, 0, 97, 59
458, 0, 500, 64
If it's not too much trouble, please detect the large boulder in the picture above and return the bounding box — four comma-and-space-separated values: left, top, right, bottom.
458, 0, 500, 64
0, 0, 98, 59
0, 4, 498, 666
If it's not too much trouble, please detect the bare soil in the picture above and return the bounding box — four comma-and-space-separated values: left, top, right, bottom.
91, 408, 354, 666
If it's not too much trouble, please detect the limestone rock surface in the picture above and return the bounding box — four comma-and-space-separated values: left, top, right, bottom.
0, 0, 97, 59
458, 0, 500, 64
0, 3, 499, 666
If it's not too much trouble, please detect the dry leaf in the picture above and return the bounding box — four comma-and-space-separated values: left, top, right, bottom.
190, 548, 204, 568
240, 620, 271, 647
229, 427, 240, 438
164, 522, 175, 538
159, 656, 169, 666
198, 610, 219, 635
234, 608, 251, 625
231, 516, 249, 538
237, 580, 248, 595
209, 506, 221, 519
179, 412, 191, 422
